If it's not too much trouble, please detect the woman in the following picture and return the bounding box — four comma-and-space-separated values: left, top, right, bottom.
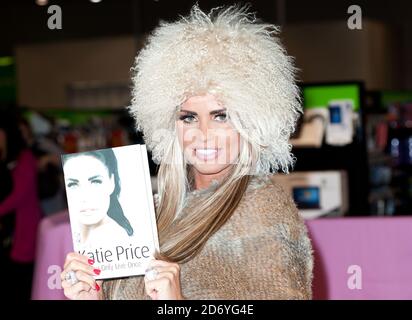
61, 5, 313, 300
0, 110, 42, 300
62, 149, 134, 247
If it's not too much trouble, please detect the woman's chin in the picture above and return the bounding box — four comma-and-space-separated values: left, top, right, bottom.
78, 215, 104, 226
191, 163, 232, 176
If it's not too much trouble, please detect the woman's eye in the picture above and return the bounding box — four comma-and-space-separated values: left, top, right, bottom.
67, 182, 78, 189
91, 179, 102, 185
179, 115, 196, 124
215, 113, 227, 122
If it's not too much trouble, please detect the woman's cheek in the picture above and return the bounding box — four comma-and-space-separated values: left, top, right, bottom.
218, 131, 240, 165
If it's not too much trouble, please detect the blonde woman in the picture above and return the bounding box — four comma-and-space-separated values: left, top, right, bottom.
61, 5, 313, 300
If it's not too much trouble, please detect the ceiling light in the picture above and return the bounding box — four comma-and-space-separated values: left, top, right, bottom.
35, 0, 49, 6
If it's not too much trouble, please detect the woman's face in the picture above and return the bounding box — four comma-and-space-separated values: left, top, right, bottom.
176, 94, 241, 176
63, 155, 115, 226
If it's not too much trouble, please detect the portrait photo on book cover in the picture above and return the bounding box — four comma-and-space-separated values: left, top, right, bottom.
61, 144, 159, 279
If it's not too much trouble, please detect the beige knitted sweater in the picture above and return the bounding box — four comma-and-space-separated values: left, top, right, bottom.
102, 174, 313, 300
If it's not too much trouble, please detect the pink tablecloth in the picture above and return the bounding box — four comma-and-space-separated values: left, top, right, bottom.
31, 212, 412, 300
307, 216, 412, 299
31, 211, 73, 300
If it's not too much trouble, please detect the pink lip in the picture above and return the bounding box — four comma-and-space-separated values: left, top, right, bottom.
193, 148, 222, 151
193, 148, 221, 161
193, 146, 221, 150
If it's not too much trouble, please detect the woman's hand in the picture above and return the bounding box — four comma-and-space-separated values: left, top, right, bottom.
61, 252, 103, 300
144, 259, 184, 300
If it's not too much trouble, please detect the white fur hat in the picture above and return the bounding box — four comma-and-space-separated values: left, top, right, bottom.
129, 5, 302, 174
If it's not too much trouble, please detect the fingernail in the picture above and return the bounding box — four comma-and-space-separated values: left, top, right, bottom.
88, 259, 95, 265
94, 269, 101, 275
95, 283, 100, 291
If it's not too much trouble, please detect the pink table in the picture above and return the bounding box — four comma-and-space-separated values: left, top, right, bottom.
31, 211, 73, 300
307, 216, 412, 299
31, 212, 412, 299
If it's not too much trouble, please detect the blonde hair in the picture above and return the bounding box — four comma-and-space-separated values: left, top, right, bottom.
128, 4, 302, 263
156, 134, 256, 262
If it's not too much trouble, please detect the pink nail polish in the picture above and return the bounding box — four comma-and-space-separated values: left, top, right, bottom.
88, 259, 94, 265
94, 269, 101, 275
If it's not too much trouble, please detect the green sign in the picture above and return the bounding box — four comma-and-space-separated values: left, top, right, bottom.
0, 56, 17, 103
381, 91, 412, 107
24, 109, 117, 126
302, 84, 361, 111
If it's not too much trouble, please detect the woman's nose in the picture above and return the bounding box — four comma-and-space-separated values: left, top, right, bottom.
76, 184, 98, 198
77, 188, 90, 202
198, 120, 210, 141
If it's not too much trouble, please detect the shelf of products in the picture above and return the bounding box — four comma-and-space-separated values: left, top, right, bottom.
365, 91, 412, 215
283, 81, 370, 217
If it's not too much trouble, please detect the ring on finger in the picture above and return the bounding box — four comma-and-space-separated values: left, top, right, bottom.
145, 267, 159, 281
64, 270, 79, 285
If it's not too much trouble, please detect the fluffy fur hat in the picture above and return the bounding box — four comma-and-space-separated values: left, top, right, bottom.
129, 4, 302, 174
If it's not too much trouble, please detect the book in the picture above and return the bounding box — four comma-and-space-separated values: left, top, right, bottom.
61, 144, 159, 280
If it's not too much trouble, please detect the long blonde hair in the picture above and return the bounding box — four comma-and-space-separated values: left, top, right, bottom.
156, 132, 258, 263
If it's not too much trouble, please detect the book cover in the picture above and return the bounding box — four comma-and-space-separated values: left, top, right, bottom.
61, 144, 159, 280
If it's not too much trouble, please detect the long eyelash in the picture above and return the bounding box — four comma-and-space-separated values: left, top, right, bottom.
91, 179, 102, 184
178, 113, 227, 122
67, 182, 77, 188
178, 115, 190, 121
179, 115, 196, 123
215, 112, 228, 120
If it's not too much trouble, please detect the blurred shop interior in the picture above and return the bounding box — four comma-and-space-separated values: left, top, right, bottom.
1, 0, 412, 300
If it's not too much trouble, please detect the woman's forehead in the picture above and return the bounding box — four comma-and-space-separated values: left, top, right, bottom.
64, 155, 109, 175
179, 94, 225, 112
